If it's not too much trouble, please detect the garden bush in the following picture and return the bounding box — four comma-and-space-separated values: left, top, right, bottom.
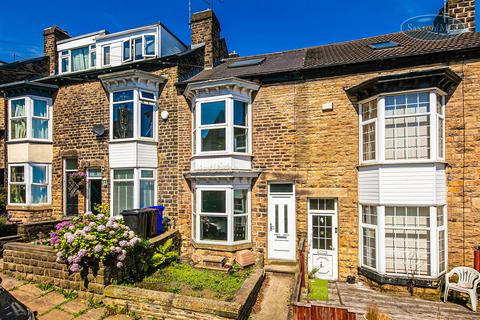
50, 213, 142, 274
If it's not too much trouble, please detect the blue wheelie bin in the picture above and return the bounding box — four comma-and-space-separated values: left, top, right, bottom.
149, 206, 165, 235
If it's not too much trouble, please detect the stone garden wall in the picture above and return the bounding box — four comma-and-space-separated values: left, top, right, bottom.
103, 269, 265, 320
3, 242, 106, 297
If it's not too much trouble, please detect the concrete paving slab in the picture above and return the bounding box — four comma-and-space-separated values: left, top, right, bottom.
251, 272, 294, 320
38, 308, 74, 320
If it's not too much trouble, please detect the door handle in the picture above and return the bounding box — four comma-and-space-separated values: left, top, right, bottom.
269, 223, 274, 231
335, 227, 338, 234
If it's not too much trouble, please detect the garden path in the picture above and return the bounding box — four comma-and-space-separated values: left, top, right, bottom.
251, 272, 294, 320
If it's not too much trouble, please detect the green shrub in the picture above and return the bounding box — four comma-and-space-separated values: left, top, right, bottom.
93, 203, 110, 216
0, 215, 7, 229
148, 238, 179, 270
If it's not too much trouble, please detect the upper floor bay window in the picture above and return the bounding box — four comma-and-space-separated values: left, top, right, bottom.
122, 35, 156, 62
9, 163, 50, 205
111, 89, 157, 141
192, 185, 251, 245
193, 98, 251, 155
9, 96, 51, 141
359, 91, 445, 164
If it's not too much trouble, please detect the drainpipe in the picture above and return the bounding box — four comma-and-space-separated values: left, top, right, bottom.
3, 92, 7, 188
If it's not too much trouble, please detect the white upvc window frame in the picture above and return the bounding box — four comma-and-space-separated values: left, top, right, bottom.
193, 95, 252, 156
89, 44, 97, 68
193, 184, 251, 245
60, 50, 71, 73
103, 45, 111, 66
109, 89, 158, 142
8, 96, 52, 142
359, 89, 446, 165
359, 204, 447, 279
110, 167, 157, 217
359, 204, 378, 271
359, 98, 378, 163
8, 163, 51, 206
122, 34, 157, 63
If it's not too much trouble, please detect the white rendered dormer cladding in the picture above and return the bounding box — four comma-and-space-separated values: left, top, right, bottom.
57, 24, 186, 74
346, 68, 461, 282
100, 70, 165, 216
184, 77, 260, 172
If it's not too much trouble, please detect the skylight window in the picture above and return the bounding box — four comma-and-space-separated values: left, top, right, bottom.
368, 41, 399, 50
228, 58, 265, 68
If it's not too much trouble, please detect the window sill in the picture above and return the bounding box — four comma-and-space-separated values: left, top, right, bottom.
192, 153, 253, 159
6, 204, 53, 212
7, 140, 53, 145
191, 240, 253, 252
358, 266, 442, 288
109, 139, 157, 144
358, 160, 448, 168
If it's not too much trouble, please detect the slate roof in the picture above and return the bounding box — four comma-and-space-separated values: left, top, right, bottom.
0, 56, 49, 84
186, 30, 480, 83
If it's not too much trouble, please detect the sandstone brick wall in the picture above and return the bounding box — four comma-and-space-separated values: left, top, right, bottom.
448, 0, 476, 32
3, 242, 106, 295
50, 81, 110, 219
191, 10, 226, 69
43, 26, 70, 75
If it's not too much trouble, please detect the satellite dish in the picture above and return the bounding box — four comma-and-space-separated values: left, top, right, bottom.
92, 124, 105, 136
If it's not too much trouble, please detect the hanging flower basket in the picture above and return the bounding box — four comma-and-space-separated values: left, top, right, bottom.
70, 171, 86, 183
68, 172, 86, 196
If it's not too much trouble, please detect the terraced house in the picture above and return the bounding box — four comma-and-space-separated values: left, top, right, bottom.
1, 0, 480, 291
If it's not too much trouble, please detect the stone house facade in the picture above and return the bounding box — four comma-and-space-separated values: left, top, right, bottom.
0, 0, 479, 290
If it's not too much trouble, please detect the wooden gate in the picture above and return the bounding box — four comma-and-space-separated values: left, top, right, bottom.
292, 302, 357, 320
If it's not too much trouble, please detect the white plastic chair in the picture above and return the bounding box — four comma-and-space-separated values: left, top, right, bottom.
444, 266, 480, 312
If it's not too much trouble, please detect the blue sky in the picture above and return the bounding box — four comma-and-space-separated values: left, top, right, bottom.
0, 0, 473, 63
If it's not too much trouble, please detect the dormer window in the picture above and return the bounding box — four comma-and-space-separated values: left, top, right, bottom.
59, 45, 96, 73
122, 34, 156, 62
9, 96, 52, 142
193, 98, 250, 155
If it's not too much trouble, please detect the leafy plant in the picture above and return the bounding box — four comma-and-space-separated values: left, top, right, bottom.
148, 239, 179, 269
93, 203, 110, 216
0, 215, 7, 229
365, 304, 391, 320
0, 186, 8, 215
308, 267, 319, 279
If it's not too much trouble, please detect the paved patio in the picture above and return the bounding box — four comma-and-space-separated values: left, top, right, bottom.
1, 272, 132, 320
310, 281, 480, 320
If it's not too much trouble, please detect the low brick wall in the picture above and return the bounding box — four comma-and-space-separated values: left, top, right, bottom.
103, 269, 265, 320
3, 242, 106, 296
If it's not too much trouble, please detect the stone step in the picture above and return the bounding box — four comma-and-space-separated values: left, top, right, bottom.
264, 264, 298, 274
202, 255, 226, 269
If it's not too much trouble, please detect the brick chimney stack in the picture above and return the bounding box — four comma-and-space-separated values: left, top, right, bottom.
447, 0, 476, 32
191, 10, 227, 69
43, 26, 70, 75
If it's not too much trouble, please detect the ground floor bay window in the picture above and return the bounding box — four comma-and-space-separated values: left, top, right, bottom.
111, 168, 156, 216
359, 205, 447, 279
9, 163, 51, 205
192, 185, 251, 245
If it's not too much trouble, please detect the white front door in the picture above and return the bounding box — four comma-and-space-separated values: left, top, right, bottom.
268, 183, 296, 261
308, 199, 338, 280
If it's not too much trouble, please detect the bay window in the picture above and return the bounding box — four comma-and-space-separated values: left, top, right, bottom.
193, 186, 250, 244
359, 204, 447, 279
9, 164, 50, 205
112, 168, 156, 216
194, 98, 251, 155
9, 96, 51, 141
110, 89, 157, 141
359, 91, 445, 164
